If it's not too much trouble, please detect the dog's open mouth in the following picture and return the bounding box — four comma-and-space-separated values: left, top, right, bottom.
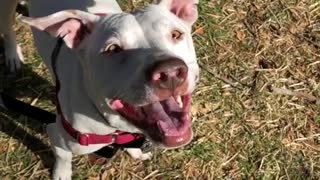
109, 94, 192, 148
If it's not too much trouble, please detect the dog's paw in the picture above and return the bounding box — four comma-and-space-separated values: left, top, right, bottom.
52, 156, 72, 180
125, 148, 153, 161
139, 151, 153, 161
4, 44, 23, 72
52, 166, 72, 180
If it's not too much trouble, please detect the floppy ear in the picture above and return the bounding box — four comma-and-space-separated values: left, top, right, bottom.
20, 10, 101, 49
159, 0, 198, 25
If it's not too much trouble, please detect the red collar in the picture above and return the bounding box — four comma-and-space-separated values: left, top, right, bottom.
60, 114, 143, 146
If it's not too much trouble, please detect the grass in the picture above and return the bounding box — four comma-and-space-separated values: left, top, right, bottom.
0, 0, 320, 179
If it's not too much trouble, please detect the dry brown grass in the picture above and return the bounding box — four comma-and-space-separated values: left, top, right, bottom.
0, 0, 319, 179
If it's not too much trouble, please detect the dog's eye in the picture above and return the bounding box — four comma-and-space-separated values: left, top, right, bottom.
103, 44, 122, 54
171, 30, 183, 41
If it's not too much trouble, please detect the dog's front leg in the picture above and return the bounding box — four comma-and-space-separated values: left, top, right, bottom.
47, 123, 73, 180
52, 146, 73, 180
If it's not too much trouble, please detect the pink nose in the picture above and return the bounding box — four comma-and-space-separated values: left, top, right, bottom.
149, 58, 188, 91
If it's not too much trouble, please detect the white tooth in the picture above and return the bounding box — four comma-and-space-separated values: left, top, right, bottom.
176, 96, 183, 108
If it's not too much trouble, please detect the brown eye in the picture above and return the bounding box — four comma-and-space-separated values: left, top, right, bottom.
103, 44, 122, 54
172, 30, 183, 41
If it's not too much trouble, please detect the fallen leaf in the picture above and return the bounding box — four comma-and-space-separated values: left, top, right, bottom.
235, 30, 246, 41
194, 26, 204, 35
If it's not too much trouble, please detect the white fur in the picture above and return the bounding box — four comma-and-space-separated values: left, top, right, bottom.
0, 0, 199, 179
125, 148, 153, 160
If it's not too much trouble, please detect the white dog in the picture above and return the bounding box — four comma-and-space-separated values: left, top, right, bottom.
0, 0, 199, 179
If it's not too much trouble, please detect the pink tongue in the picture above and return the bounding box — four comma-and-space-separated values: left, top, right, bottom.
143, 97, 184, 132
161, 97, 183, 112
142, 97, 192, 147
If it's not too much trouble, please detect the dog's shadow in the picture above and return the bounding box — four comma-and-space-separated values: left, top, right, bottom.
0, 112, 55, 170
0, 32, 56, 172
0, 98, 56, 171
0, 73, 56, 171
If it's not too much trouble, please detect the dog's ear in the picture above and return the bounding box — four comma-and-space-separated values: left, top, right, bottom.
159, 0, 198, 25
20, 10, 100, 49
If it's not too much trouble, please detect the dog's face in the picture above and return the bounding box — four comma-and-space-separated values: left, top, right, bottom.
22, 0, 199, 148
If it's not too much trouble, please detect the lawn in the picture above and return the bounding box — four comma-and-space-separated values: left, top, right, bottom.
0, 0, 319, 179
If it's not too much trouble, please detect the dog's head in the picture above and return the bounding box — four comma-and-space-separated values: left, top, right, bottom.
22, 0, 199, 148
